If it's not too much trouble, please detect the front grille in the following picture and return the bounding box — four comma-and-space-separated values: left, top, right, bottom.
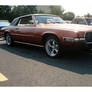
85, 32, 92, 42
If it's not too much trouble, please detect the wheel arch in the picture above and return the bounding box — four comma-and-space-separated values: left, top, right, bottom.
4, 31, 10, 40
42, 33, 60, 43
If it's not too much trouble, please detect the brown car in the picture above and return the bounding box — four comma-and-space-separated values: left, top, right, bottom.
1, 14, 92, 57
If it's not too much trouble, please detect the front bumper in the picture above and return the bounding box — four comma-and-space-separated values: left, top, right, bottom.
62, 37, 92, 51
0, 29, 4, 38
63, 37, 85, 43
0, 37, 5, 41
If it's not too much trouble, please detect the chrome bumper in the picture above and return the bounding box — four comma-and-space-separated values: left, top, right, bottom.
0, 37, 5, 41
63, 37, 85, 42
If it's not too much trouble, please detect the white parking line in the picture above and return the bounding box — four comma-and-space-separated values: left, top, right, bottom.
0, 73, 8, 82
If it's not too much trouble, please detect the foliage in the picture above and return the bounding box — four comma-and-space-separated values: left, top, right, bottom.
63, 12, 75, 20
38, 10, 45, 14
0, 5, 37, 22
0, 5, 76, 22
49, 6, 64, 17
10, 6, 37, 22
84, 13, 92, 17
0, 5, 11, 20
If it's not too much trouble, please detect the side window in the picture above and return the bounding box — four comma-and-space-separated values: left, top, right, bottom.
77, 19, 86, 25
18, 16, 34, 27
10, 18, 19, 26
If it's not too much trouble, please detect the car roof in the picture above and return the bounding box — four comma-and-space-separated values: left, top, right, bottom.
16, 14, 58, 19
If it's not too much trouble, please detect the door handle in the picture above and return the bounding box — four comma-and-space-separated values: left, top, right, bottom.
15, 28, 19, 30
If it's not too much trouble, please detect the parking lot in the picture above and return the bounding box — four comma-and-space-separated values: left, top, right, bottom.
0, 41, 92, 86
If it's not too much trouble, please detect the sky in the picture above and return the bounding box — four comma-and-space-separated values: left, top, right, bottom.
60, 0, 92, 16
0, 0, 92, 16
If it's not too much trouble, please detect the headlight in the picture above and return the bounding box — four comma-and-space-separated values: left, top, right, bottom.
64, 37, 85, 42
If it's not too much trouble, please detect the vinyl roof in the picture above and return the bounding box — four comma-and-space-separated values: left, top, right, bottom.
16, 14, 57, 18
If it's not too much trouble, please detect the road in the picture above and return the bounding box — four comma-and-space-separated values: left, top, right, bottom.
0, 41, 92, 86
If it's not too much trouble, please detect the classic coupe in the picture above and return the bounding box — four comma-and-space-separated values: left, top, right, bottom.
1, 14, 92, 57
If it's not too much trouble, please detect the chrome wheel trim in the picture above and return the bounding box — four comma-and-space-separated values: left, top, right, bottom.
45, 39, 59, 57
6, 35, 11, 45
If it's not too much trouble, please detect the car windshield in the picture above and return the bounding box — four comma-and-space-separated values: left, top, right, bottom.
86, 19, 92, 25
35, 15, 65, 24
0, 20, 10, 26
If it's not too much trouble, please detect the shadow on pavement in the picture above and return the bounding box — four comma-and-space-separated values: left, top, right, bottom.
0, 41, 92, 75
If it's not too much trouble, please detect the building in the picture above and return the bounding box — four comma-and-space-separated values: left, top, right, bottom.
36, 6, 51, 13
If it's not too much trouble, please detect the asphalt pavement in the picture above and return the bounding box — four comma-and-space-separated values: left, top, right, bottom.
0, 41, 92, 86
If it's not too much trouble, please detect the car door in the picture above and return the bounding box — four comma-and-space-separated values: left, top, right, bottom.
7, 18, 22, 41
12, 15, 37, 43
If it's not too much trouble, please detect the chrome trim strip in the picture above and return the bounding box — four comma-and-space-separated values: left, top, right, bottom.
11, 34, 33, 37
14, 41, 44, 47
63, 37, 85, 42
86, 42, 92, 44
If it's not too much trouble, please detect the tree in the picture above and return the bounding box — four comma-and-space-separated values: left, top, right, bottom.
38, 10, 45, 14
0, 5, 11, 20
84, 13, 92, 17
49, 6, 64, 17
10, 6, 37, 22
63, 12, 75, 20
0, 5, 37, 22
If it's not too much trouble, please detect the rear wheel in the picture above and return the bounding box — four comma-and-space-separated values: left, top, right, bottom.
44, 36, 62, 57
6, 33, 14, 46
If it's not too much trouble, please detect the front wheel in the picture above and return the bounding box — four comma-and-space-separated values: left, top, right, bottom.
6, 33, 13, 46
44, 36, 62, 57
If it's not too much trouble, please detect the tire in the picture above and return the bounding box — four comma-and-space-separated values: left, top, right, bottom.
44, 36, 62, 57
6, 33, 14, 46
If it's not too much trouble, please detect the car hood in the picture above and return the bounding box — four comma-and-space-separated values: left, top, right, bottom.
0, 26, 7, 29
38, 24, 92, 32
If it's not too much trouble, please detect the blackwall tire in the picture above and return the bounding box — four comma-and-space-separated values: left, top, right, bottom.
44, 36, 62, 57
6, 33, 13, 46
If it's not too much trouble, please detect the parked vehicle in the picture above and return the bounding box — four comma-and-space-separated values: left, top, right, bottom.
72, 17, 92, 25
64, 20, 72, 24
0, 20, 10, 28
1, 14, 92, 57
0, 20, 10, 39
